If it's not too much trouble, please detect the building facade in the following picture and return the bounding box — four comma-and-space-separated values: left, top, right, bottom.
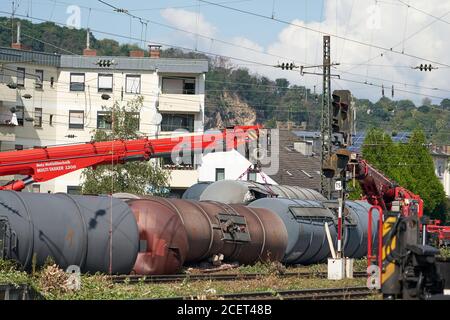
198, 149, 277, 185
431, 146, 450, 198
0, 46, 208, 194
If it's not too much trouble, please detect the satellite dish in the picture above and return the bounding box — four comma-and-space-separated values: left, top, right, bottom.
152, 112, 162, 125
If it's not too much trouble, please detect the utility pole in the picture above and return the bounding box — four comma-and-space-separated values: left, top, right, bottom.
321, 35, 332, 199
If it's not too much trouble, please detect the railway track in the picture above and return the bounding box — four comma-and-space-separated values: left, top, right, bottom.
152, 286, 376, 300
110, 271, 367, 284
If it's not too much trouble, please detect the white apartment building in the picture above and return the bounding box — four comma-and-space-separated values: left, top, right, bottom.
0, 45, 208, 195
198, 150, 277, 184
431, 147, 450, 199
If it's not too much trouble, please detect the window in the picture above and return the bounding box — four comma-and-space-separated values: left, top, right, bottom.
70, 73, 85, 91
69, 110, 84, 129
67, 186, 81, 195
162, 77, 196, 94
215, 168, 225, 181
34, 108, 42, 128
248, 172, 257, 181
17, 67, 25, 88
161, 113, 195, 132
15, 106, 24, 126
125, 75, 141, 94
15, 144, 23, 150
98, 73, 113, 92
35, 70, 43, 89
32, 184, 40, 193
161, 154, 195, 170
97, 111, 112, 129
183, 78, 195, 94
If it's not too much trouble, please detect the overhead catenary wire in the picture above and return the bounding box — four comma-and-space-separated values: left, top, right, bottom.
92, 1, 308, 66
0, 10, 278, 68
3, 9, 450, 100
197, 0, 450, 68
0, 10, 450, 113
343, 9, 450, 73
401, 0, 410, 54
30, 0, 254, 15
2, 62, 450, 116
396, 0, 450, 26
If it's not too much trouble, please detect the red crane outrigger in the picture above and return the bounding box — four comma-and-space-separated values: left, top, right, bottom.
0, 125, 262, 191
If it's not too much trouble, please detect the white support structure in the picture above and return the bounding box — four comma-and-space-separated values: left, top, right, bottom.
324, 222, 337, 259
327, 258, 345, 280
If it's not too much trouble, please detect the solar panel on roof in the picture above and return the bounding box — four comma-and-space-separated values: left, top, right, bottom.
350, 131, 411, 152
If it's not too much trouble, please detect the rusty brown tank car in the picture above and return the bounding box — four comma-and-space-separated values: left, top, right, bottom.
130, 196, 288, 266
126, 199, 189, 275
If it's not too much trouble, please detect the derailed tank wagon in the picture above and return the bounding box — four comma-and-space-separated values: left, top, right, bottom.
0, 190, 378, 275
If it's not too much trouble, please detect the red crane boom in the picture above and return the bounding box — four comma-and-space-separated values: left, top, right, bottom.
0, 125, 262, 191
350, 155, 423, 217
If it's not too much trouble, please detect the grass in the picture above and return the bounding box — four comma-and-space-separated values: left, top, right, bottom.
0, 259, 379, 300
439, 247, 450, 259
54, 274, 369, 300
0, 259, 32, 287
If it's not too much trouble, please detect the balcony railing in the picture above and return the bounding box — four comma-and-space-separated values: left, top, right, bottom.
158, 94, 202, 112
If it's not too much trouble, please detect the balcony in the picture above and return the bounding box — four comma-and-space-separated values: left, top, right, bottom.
158, 94, 202, 113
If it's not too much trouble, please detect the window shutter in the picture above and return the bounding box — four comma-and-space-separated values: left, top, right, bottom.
71, 74, 85, 83
98, 74, 113, 90
70, 111, 84, 124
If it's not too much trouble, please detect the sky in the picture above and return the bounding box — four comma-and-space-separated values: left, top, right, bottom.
1, 0, 450, 105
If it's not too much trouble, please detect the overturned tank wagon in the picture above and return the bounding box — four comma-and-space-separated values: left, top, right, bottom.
249, 198, 379, 264
342, 200, 380, 259
125, 199, 189, 275
130, 196, 288, 266
181, 182, 212, 201
183, 180, 325, 204
0, 191, 139, 274
249, 198, 337, 265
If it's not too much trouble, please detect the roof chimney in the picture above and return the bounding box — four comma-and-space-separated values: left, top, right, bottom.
129, 50, 145, 58
11, 21, 29, 50
148, 45, 161, 59
83, 29, 97, 56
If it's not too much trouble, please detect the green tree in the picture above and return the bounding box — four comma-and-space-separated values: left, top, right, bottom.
440, 98, 450, 110
402, 129, 446, 219
396, 99, 415, 111
80, 97, 170, 195
358, 128, 446, 220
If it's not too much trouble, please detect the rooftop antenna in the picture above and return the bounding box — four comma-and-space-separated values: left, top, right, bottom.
16, 21, 21, 44
86, 28, 90, 49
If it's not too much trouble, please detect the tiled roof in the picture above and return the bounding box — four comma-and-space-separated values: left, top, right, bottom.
265, 130, 321, 191
60, 55, 208, 73
0, 47, 208, 73
0, 46, 60, 67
